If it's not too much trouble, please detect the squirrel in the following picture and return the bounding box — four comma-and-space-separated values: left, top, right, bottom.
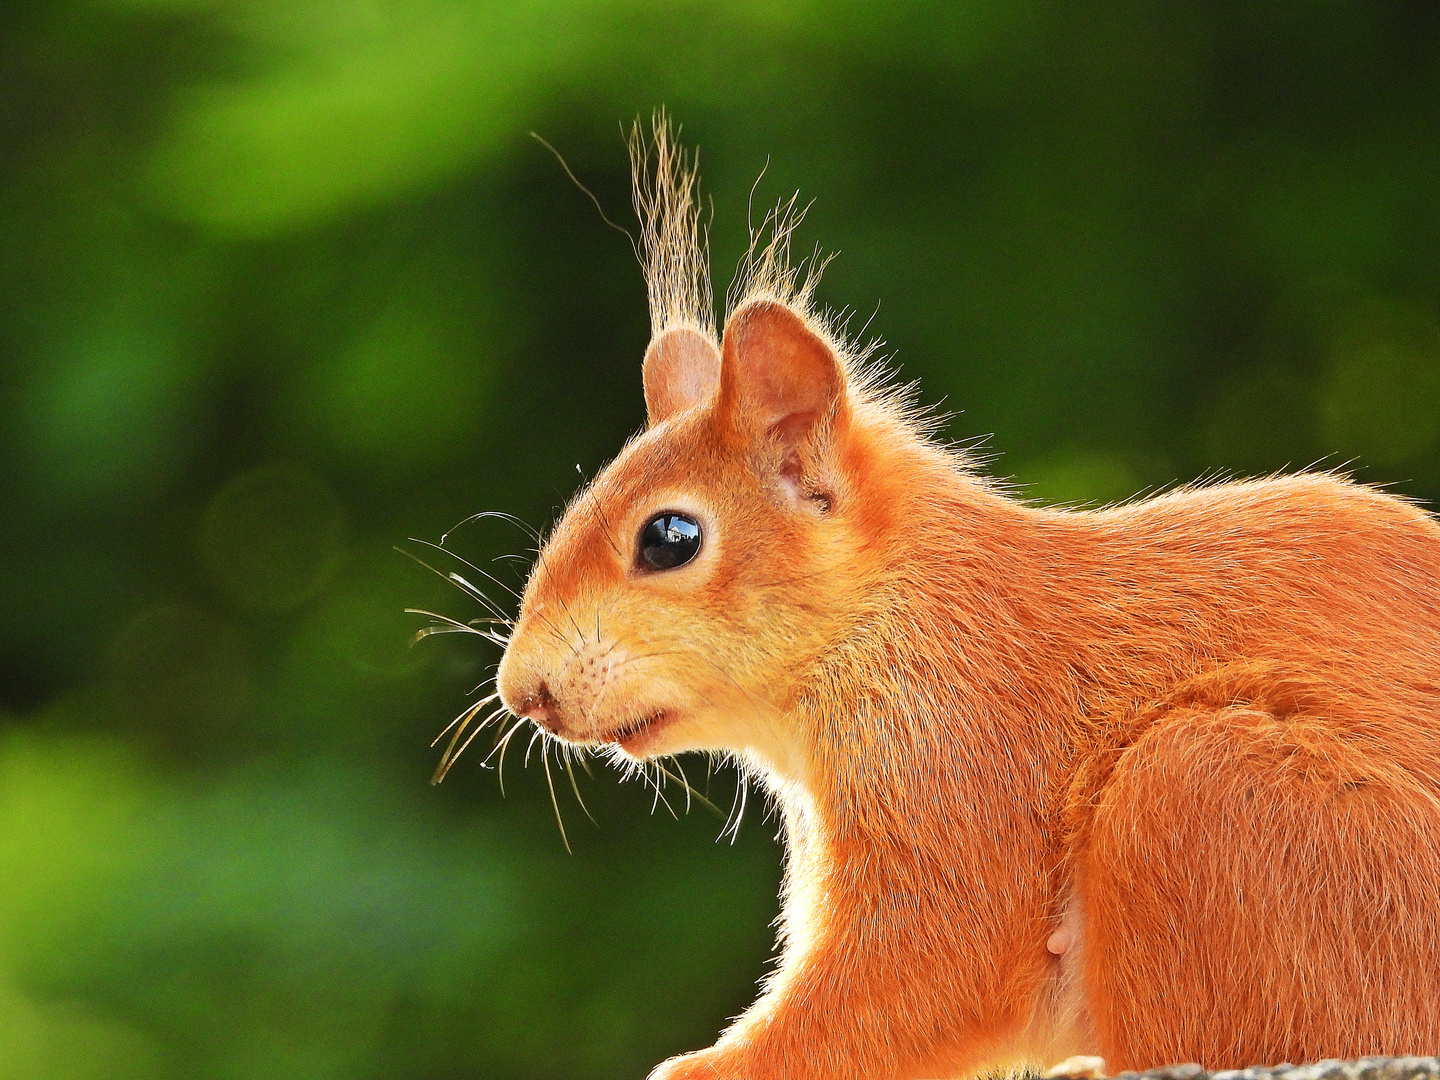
491, 119, 1440, 1079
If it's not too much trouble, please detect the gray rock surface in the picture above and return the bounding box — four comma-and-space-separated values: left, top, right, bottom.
1099, 1059, 1440, 1080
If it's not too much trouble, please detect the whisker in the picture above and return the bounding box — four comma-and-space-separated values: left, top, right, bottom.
672, 756, 693, 814
431, 703, 485, 765
409, 538, 526, 603
490, 718, 529, 796
536, 617, 585, 660
406, 609, 481, 632
562, 747, 598, 827
525, 527, 591, 647
550, 590, 589, 649
541, 739, 572, 853
409, 624, 483, 643
440, 509, 543, 547
649, 761, 679, 820
396, 546, 513, 624
430, 691, 501, 748
577, 465, 624, 560
450, 582, 514, 621
428, 532, 581, 661
435, 717, 496, 783
652, 757, 723, 817
432, 704, 507, 783
405, 611, 512, 648
734, 771, 749, 842
525, 726, 545, 768
722, 768, 750, 844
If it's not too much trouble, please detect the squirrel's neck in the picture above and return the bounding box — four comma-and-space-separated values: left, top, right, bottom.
779, 429, 1101, 842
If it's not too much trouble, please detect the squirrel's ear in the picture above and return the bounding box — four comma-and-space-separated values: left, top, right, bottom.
643, 327, 722, 424
719, 300, 847, 449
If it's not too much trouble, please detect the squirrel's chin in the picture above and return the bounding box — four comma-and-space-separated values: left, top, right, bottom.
599, 709, 681, 759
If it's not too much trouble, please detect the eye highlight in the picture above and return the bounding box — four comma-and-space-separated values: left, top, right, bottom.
637, 512, 702, 571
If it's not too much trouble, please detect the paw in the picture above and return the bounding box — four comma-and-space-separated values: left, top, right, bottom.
1044, 1055, 1108, 1079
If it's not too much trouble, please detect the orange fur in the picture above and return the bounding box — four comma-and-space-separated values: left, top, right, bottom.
494, 121, 1440, 1079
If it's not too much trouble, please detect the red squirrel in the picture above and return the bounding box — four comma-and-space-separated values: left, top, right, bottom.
491, 121, 1440, 1079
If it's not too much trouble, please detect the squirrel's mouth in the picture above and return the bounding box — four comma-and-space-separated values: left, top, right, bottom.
600, 709, 673, 754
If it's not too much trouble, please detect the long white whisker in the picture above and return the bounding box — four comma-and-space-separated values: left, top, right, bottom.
672, 756, 692, 814
467, 671, 499, 696
406, 611, 490, 643
440, 509, 542, 547
541, 739, 572, 853
564, 746, 598, 826
488, 718, 528, 795
649, 761, 678, 820
651, 758, 723, 817
410, 538, 526, 603
722, 768, 750, 844
396, 546, 514, 624
432, 704, 507, 783
430, 692, 501, 748
525, 727, 545, 768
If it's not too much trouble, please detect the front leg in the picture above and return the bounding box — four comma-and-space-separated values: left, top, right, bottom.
647, 1044, 734, 1080
649, 863, 1045, 1080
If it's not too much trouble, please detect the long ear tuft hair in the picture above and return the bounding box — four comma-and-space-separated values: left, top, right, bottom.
724, 181, 953, 451
630, 115, 950, 454
726, 190, 833, 323
630, 112, 717, 348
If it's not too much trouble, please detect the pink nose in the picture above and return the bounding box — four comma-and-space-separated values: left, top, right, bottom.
519, 681, 559, 732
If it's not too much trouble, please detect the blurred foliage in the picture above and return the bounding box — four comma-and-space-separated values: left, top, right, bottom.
0, 1, 1438, 1076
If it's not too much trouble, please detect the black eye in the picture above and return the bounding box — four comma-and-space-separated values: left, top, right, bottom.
637, 512, 703, 571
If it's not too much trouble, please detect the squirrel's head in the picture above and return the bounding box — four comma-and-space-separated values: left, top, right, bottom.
497, 298, 875, 775
494, 117, 935, 778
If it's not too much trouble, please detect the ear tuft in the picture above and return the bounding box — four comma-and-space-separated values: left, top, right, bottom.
643, 326, 722, 423
720, 301, 846, 447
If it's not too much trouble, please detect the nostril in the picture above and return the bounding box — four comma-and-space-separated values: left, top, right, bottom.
521, 681, 558, 730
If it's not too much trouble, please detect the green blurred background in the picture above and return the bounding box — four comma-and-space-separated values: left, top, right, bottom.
1, 1, 1438, 1076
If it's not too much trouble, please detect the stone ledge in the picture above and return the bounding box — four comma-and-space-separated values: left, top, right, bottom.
1050, 1059, 1440, 1080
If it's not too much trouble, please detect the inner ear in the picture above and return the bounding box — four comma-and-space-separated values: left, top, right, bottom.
643, 327, 721, 424
720, 299, 847, 447
719, 300, 848, 507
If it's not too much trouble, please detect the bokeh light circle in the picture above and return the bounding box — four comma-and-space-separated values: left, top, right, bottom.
106, 602, 250, 741
201, 463, 348, 614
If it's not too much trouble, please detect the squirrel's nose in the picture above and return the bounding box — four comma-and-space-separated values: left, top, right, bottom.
497, 647, 562, 732
517, 681, 560, 733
